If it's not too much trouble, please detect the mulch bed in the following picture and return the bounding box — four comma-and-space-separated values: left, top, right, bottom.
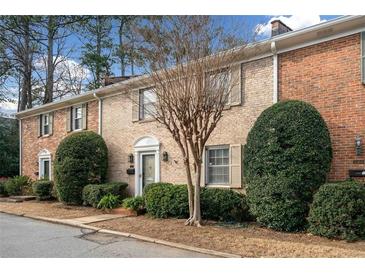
1, 201, 364, 257
93, 215, 365, 258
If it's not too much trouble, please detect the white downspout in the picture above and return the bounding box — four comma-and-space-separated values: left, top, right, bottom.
18, 118, 22, 175
93, 93, 103, 136
271, 41, 278, 103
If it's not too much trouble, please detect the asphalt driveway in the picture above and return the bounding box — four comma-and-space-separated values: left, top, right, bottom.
0, 213, 214, 258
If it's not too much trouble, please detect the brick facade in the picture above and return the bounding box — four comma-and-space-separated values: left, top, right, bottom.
279, 33, 365, 181
21, 100, 99, 181
102, 57, 273, 194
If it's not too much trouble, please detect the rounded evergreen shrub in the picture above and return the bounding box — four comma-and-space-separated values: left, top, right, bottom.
308, 181, 365, 241
201, 188, 250, 222
32, 180, 53, 200
54, 131, 108, 205
244, 100, 332, 231
82, 182, 128, 208
143, 183, 189, 218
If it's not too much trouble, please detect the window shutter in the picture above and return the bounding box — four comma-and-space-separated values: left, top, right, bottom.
49, 112, 54, 136
131, 90, 140, 122
361, 31, 365, 84
66, 107, 72, 132
229, 144, 242, 188
37, 115, 42, 137
82, 103, 88, 130
230, 64, 242, 106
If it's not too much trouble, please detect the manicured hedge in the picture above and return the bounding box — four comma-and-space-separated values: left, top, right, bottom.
144, 183, 189, 218
32, 180, 53, 200
201, 188, 251, 222
82, 182, 128, 208
243, 100, 332, 231
4, 176, 31, 196
54, 131, 108, 205
143, 182, 250, 222
308, 181, 365, 241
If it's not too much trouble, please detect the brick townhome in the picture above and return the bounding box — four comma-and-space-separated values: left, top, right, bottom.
16, 15, 365, 196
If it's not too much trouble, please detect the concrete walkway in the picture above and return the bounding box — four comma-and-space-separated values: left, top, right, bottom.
0, 213, 215, 258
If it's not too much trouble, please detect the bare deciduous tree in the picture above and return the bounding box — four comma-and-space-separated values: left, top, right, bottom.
134, 16, 245, 226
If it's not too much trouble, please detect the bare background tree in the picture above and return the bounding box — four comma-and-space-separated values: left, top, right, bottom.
134, 16, 246, 226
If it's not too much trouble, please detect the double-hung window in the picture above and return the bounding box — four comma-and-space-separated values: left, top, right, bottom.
140, 88, 157, 120
206, 145, 230, 185
38, 112, 53, 137
206, 69, 231, 105
42, 114, 49, 135
72, 105, 83, 130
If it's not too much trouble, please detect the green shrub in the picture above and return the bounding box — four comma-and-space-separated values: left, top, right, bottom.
201, 188, 250, 222
122, 196, 145, 214
144, 183, 189, 218
308, 181, 365, 241
82, 182, 128, 208
4, 176, 31, 196
54, 131, 108, 205
32, 180, 53, 200
243, 100, 332, 231
97, 194, 121, 210
0, 182, 7, 196
143, 183, 251, 222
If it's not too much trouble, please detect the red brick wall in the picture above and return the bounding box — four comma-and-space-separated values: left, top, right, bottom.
21, 100, 99, 180
279, 33, 365, 181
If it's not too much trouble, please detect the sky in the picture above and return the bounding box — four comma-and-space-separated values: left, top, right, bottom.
0, 15, 341, 116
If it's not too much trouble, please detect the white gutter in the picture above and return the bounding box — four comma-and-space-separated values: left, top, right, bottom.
19, 118, 22, 175
271, 41, 278, 104
93, 92, 102, 136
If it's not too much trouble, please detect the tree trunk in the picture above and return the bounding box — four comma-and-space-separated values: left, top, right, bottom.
96, 16, 102, 87
44, 16, 55, 104
118, 20, 125, 77
187, 163, 202, 227
21, 17, 32, 111
183, 158, 194, 222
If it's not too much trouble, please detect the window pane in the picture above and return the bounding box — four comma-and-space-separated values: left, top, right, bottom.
43, 160, 50, 180
43, 125, 49, 135
75, 107, 82, 119
74, 118, 81, 130
144, 89, 156, 104
43, 114, 49, 125
207, 147, 229, 184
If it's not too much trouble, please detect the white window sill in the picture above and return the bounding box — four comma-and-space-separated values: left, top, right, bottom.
204, 184, 230, 188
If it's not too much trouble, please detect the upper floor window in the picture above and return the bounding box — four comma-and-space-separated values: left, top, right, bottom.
38, 112, 53, 137
206, 145, 230, 185
139, 88, 157, 120
72, 105, 83, 130
66, 104, 87, 132
206, 69, 231, 105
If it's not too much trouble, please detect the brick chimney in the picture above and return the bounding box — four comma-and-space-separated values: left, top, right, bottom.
271, 20, 292, 37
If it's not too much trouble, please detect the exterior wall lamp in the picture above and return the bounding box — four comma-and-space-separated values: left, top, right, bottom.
162, 151, 169, 162
128, 153, 134, 163
355, 136, 362, 156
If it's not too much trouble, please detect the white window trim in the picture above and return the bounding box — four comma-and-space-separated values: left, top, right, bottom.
205, 145, 230, 186
38, 149, 52, 180
72, 105, 83, 131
